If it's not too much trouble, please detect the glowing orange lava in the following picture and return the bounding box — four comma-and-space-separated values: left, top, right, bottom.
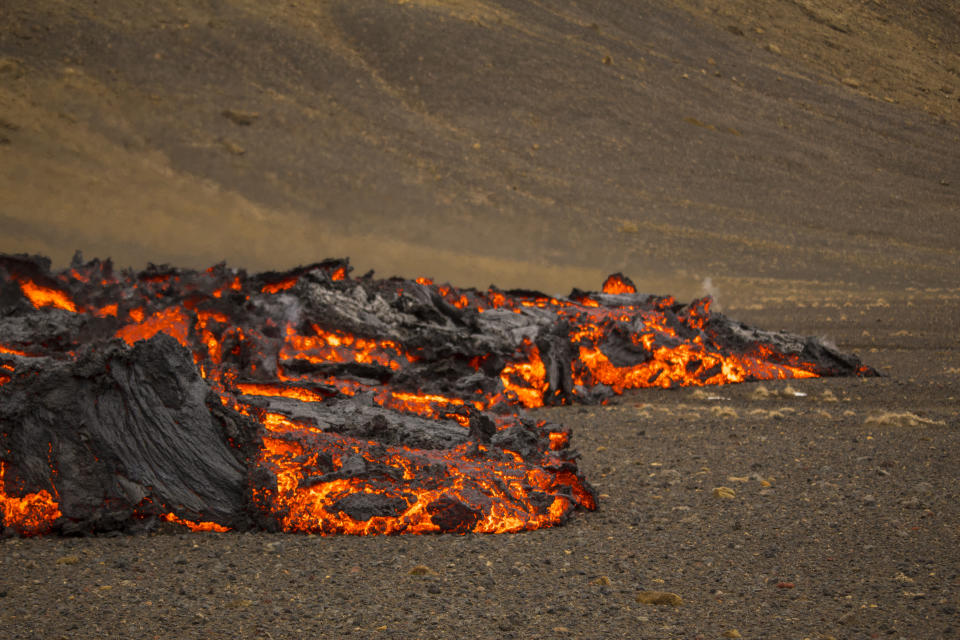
0, 461, 62, 536
162, 512, 231, 532
1, 256, 866, 537
116, 307, 191, 347
0, 344, 31, 357
602, 273, 637, 295
16, 278, 78, 312
262, 277, 299, 294
500, 339, 548, 408
256, 435, 581, 535
236, 382, 329, 403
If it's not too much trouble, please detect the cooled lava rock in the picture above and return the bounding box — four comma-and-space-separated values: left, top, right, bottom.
0, 253, 872, 536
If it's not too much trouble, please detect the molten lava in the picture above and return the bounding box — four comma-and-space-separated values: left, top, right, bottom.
0, 253, 872, 536
0, 461, 62, 536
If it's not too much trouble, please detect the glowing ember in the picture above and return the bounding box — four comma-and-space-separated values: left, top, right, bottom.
0, 253, 872, 536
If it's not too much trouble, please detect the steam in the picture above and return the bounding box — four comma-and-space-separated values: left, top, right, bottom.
818, 335, 839, 351
700, 277, 722, 311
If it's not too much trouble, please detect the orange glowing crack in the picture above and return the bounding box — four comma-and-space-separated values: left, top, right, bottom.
379, 391, 468, 420
261, 277, 299, 294
162, 512, 231, 532
236, 383, 328, 403
262, 412, 324, 434
16, 278, 78, 312
0, 344, 32, 357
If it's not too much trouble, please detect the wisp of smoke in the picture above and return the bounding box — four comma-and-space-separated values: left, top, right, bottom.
700, 277, 722, 311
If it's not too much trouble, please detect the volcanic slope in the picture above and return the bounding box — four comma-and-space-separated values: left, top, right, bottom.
0, 0, 957, 293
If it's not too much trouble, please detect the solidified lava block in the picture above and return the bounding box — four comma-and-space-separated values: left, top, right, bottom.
0, 334, 259, 534
0, 253, 873, 536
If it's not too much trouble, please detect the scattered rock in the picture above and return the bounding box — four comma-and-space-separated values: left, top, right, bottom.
408, 565, 437, 576
766, 43, 782, 54
660, 469, 682, 485
635, 590, 683, 606
692, 388, 725, 400
589, 576, 611, 586
750, 385, 771, 400
775, 581, 795, 589
56, 554, 80, 565
0, 57, 25, 79
899, 496, 922, 509
221, 109, 260, 125
602, 55, 613, 65
722, 630, 742, 639
220, 139, 246, 155
913, 481, 934, 495
865, 412, 944, 427
713, 486, 736, 499
841, 77, 861, 88
226, 597, 253, 608
711, 406, 738, 419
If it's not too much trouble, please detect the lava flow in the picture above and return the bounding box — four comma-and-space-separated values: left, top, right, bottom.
0, 254, 872, 536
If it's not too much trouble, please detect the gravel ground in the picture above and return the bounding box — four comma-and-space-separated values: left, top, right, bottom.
1, 290, 957, 639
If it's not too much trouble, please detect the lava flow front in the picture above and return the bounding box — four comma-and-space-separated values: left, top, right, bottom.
0, 254, 872, 536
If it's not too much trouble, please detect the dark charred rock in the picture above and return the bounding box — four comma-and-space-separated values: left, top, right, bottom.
330, 493, 410, 521
280, 359, 395, 383
491, 424, 547, 463
468, 413, 497, 444
0, 334, 256, 533
425, 495, 482, 533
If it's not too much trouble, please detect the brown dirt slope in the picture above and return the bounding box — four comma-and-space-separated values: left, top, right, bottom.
1, 0, 958, 293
